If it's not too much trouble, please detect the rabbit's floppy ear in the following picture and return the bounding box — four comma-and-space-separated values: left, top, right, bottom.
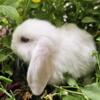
27, 37, 54, 95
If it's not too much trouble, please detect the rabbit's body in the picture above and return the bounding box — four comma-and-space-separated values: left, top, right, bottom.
48, 24, 96, 84
11, 19, 96, 95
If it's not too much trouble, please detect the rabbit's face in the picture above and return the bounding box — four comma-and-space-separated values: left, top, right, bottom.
11, 19, 55, 62
11, 25, 37, 62
11, 30, 35, 63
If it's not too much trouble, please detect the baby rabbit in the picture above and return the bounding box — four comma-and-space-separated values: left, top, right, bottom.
11, 19, 96, 95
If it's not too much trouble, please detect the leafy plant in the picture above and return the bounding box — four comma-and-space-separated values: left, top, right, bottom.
0, 76, 15, 100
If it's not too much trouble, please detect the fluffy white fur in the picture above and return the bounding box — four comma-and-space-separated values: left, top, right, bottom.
11, 19, 96, 95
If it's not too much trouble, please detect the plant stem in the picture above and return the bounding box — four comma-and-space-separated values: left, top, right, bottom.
23, 0, 31, 19
0, 83, 15, 99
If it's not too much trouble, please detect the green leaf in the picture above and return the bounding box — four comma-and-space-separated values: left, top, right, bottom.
81, 83, 100, 100
67, 78, 77, 86
0, 49, 12, 62
2, 65, 13, 76
81, 16, 96, 23
0, 53, 8, 62
1, 17, 9, 25
0, 5, 21, 24
2, 0, 22, 8
96, 37, 100, 42
1, 35, 11, 48
0, 76, 12, 83
62, 95, 85, 100
31, 3, 41, 9
0, 0, 5, 4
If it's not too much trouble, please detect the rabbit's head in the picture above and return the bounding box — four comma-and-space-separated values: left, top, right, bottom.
11, 19, 56, 63
11, 19, 56, 95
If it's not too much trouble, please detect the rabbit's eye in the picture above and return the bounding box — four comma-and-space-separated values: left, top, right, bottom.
20, 36, 30, 43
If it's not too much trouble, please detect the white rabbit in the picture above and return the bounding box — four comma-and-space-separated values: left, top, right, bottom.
11, 19, 96, 95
